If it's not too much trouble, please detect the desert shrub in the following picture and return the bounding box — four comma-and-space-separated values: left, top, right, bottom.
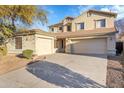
0, 46, 7, 56
22, 49, 33, 59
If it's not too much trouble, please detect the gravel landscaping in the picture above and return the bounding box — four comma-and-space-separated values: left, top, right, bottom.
107, 55, 124, 88
0, 54, 31, 75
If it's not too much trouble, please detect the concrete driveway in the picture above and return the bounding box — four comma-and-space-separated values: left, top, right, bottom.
0, 53, 107, 88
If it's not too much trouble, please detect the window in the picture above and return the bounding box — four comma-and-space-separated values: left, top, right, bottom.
59, 27, 62, 30
87, 13, 91, 17
77, 23, 84, 30
80, 23, 84, 29
51, 28, 54, 31
67, 25, 71, 31
96, 19, 106, 28
15, 37, 22, 49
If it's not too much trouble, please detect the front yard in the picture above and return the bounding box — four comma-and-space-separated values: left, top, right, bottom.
107, 55, 124, 87
0, 54, 31, 75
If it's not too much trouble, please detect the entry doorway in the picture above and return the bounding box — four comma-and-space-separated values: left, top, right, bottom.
57, 39, 66, 53
116, 42, 123, 55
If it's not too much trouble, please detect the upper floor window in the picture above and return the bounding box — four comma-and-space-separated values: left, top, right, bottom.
51, 28, 54, 31
77, 23, 84, 30
15, 37, 22, 49
67, 25, 71, 31
87, 13, 91, 17
59, 27, 62, 30
95, 19, 106, 28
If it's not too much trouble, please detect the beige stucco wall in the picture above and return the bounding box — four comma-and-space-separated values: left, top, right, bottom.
7, 35, 36, 54
7, 34, 56, 56
71, 12, 115, 31
107, 35, 116, 55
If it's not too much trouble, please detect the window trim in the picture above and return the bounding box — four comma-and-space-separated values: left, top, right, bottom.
76, 22, 85, 30
80, 22, 85, 30
95, 19, 106, 28
51, 28, 54, 31
59, 27, 62, 30
67, 25, 71, 31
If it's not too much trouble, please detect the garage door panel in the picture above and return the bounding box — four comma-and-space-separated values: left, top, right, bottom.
37, 38, 52, 55
71, 38, 107, 54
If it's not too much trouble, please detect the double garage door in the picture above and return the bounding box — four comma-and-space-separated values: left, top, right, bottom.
71, 38, 107, 54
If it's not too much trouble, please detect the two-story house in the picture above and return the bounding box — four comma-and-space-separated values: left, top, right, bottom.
49, 10, 117, 54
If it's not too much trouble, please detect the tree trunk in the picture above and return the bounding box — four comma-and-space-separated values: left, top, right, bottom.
122, 41, 124, 57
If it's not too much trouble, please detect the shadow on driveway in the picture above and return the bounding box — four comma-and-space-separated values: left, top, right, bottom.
26, 61, 105, 88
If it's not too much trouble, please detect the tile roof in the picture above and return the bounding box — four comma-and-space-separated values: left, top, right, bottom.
87, 10, 117, 17
15, 29, 55, 37
15, 28, 116, 38
48, 23, 63, 27
54, 28, 116, 38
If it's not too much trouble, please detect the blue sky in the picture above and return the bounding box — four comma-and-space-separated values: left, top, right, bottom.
30, 5, 124, 31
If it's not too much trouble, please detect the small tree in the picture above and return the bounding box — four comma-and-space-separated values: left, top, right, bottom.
0, 5, 48, 31
0, 5, 48, 55
0, 25, 13, 45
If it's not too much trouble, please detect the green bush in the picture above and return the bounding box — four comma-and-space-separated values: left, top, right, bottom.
0, 46, 7, 56
22, 49, 33, 59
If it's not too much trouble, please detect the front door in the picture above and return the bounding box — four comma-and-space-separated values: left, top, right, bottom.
57, 39, 65, 53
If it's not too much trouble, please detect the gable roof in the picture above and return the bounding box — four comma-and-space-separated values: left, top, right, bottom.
87, 10, 117, 17
48, 22, 63, 27
15, 29, 55, 37
55, 28, 116, 38
65, 16, 74, 20
15, 28, 116, 38
49, 16, 74, 27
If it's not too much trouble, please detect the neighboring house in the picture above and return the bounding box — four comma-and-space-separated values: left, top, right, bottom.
7, 10, 117, 56
121, 34, 124, 56
115, 18, 124, 55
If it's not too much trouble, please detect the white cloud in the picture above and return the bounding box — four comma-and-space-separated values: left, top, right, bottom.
100, 7, 111, 12
77, 5, 95, 14
100, 5, 124, 20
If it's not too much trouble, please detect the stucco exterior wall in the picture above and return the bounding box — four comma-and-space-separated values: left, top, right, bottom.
107, 35, 116, 55
71, 12, 115, 31
7, 34, 56, 56
7, 35, 36, 54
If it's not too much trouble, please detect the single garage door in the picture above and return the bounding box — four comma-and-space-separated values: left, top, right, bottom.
71, 38, 107, 54
37, 37, 53, 55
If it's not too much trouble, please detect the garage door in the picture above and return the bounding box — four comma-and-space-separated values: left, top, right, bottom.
71, 38, 107, 54
37, 37, 53, 55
